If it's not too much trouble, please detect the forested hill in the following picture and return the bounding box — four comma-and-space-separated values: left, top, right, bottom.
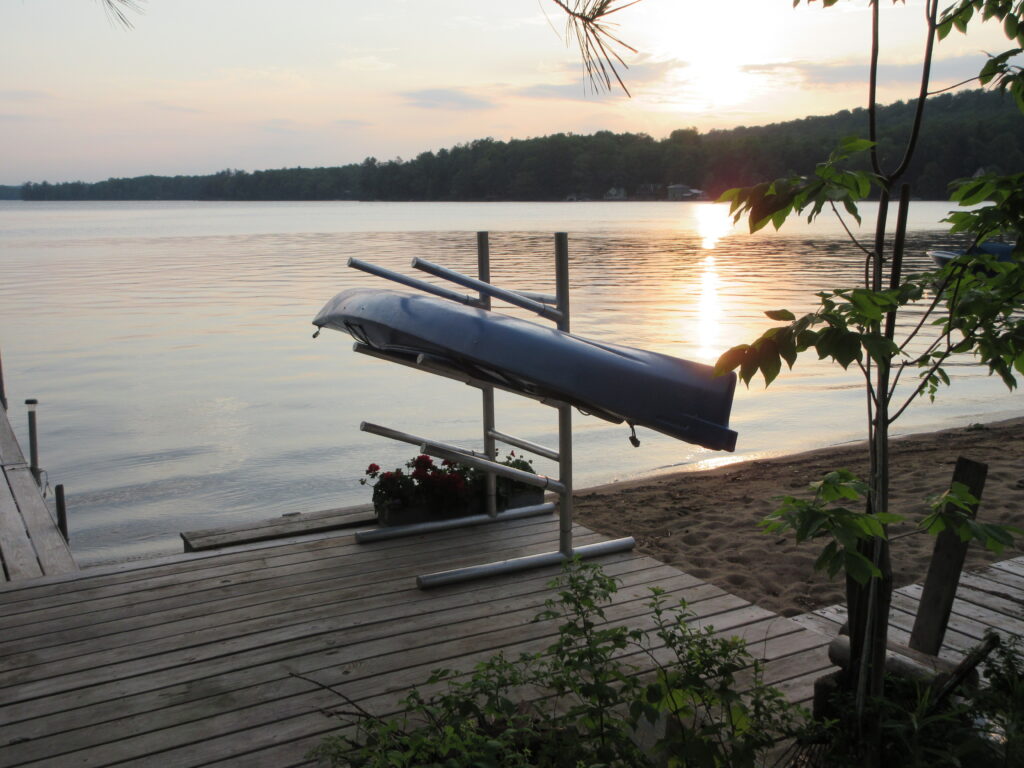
20, 89, 1023, 203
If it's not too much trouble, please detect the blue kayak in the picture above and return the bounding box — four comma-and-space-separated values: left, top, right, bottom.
314, 288, 738, 452
929, 240, 1018, 268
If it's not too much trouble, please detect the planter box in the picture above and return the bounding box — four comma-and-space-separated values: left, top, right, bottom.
375, 486, 545, 527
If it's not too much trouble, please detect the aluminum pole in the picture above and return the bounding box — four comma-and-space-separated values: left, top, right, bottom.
478, 231, 498, 518
411, 258, 564, 323
355, 502, 555, 543
348, 258, 483, 307
555, 233, 573, 558
417, 537, 636, 589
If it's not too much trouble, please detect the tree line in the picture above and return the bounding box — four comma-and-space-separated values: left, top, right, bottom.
20, 89, 1023, 203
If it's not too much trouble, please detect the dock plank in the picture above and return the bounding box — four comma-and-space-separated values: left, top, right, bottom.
0, 408, 26, 468
0, 518, 921, 766
0, 471, 42, 581
180, 504, 376, 551
4, 467, 75, 575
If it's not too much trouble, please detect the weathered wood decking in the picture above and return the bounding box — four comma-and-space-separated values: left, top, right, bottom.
793, 555, 1024, 662
181, 505, 376, 552
0, 515, 834, 767
0, 406, 76, 582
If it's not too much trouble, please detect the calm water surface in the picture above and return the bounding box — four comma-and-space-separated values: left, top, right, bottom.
0, 200, 1018, 566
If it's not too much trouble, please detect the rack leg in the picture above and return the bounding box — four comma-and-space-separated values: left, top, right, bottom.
416, 537, 636, 589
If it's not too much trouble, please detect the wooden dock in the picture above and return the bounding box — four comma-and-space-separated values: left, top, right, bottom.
794, 555, 1024, 662
0, 405, 76, 583
0, 515, 834, 767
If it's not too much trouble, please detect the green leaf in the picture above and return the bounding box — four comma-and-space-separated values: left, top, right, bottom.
844, 551, 882, 585
739, 346, 760, 386
765, 309, 796, 321
839, 136, 875, 154
1005, 14, 1019, 39
714, 344, 749, 377
758, 339, 782, 386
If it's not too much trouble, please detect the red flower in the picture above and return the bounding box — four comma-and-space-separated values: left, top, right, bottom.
365, 463, 380, 476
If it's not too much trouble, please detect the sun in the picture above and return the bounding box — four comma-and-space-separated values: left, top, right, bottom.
623, 0, 792, 110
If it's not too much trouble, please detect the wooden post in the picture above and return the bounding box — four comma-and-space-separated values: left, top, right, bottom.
55, 484, 69, 541
909, 456, 988, 655
0, 347, 6, 410
25, 398, 41, 485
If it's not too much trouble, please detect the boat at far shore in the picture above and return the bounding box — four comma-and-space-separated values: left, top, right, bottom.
928, 240, 1018, 268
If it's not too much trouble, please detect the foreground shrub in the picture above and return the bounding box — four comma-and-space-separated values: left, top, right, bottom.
310, 559, 804, 767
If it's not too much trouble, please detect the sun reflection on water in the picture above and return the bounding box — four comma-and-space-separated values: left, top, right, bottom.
696, 254, 721, 362
695, 203, 734, 250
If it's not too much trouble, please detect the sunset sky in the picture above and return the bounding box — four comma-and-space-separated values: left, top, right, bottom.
1, 0, 1016, 184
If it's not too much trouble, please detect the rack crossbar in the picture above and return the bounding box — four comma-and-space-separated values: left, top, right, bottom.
360, 421, 484, 461
487, 428, 559, 462
419, 441, 566, 494
412, 258, 563, 323
416, 537, 636, 588
354, 502, 555, 543
349, 258, 483, 307
352, 344, 572, 411
514, 290, 558, 305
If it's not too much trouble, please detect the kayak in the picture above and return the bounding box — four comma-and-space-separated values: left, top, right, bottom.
929, 240, 1017, 268
313, 288, 738, 452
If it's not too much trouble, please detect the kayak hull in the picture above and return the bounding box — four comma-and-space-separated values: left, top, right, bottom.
314, 289, 738, 452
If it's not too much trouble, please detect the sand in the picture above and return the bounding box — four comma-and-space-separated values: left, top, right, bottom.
573, 417, 1024, 617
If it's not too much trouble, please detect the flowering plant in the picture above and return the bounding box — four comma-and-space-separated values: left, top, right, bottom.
361, 454, 479, 513
360, 451, 539, 518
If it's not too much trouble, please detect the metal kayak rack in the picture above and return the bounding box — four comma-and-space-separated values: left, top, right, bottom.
343, 231, 635, 589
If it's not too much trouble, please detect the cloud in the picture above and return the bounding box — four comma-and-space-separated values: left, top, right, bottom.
748, 53, 1019, 86
516, 56, 686, 102
259, 118, 299, 133
402, 88, 494, 110
0, 90, 50, 102
336, 54, 398, 73
333, 118, 371, 128
145, 102, 207, 114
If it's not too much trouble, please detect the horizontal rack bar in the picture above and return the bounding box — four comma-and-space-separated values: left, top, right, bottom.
412, 257, 563, 323
420, 441, 566, 495
360, 421, 485, 461
487, 428, 559, 462
354, 502, 555, 543
416, 537, 636, 588
514, 289, 558, 305
349, 258, 484, 307
351, 343, 570, 411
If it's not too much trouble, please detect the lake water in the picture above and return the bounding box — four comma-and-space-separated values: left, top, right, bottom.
0, 200, 1018, 567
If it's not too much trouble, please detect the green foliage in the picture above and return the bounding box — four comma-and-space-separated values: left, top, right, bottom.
920, 482, 1024, 553
946, 171, 1024, 248
762, 470, 901, 584
970, 634, 1024, 765
815, 667, 1007, 767
718, 136, 877, 233
712, 280, 923, 389
310, 559, 804, 768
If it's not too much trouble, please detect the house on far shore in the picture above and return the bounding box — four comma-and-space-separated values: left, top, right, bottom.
667, 184, 705, 201
603, 186, 627, 201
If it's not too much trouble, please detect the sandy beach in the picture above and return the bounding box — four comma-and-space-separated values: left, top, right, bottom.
574, 417, 1024, 617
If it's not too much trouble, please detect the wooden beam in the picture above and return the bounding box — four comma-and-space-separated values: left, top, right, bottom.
909, 456, 988, 655
5, 466, 76, 575
0, 468, 42, 581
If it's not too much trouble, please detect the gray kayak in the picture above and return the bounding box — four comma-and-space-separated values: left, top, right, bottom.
313, 288, 738, 452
